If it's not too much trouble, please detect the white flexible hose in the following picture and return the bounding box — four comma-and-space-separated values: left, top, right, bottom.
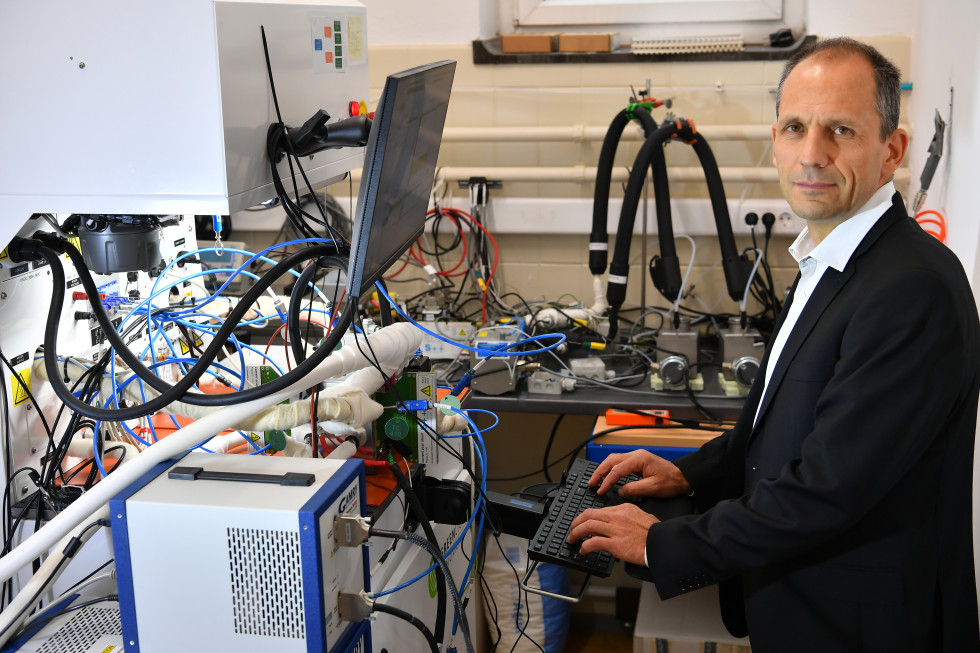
0, 323, 421, 591
0, 506, 110, 649
35, 354, 395, 434
523, 275, 608, 330
325, 440, 357, 460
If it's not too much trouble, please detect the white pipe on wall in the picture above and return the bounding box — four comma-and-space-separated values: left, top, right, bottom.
442, 124, 774, 143
433, 165, 785, 184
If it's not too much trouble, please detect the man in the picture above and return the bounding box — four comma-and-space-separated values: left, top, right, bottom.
568, 38, 980, 652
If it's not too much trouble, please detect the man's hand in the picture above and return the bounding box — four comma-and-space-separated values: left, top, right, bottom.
589, 450, 692, 499
567, 504, 660, 565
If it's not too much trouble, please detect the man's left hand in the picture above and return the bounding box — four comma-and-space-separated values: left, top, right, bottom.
567, 504, 660, 566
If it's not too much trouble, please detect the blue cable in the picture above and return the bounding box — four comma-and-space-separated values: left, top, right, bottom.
151, 313, 285, 377
443, 407, 488, 600
374, 281, 565, 359
369, 405, 492, 603
128, 238, 337, 354
152, 313, 249, 389
111, 359, 254, 453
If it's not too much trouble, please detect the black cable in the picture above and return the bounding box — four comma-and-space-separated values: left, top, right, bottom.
386, 460, 447, 647
287, 254, 348, 364
0, 352, 55, 453
541, 414, 565, 484
29, 240, 353, 419
371, 602, 439, 653
490, 532, 546, 653
15, 595, 119, 640
0, 369, 11, 608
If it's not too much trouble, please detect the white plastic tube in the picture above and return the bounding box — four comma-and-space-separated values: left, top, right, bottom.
35, 356, 395, 434
347, 166, 912, 186
0, 323, 422, 590
441, 124, 774, 143
67, 435, 140, 463
0, 505, 110, 649
523, 274, 608, 331
325, 440, 357, 460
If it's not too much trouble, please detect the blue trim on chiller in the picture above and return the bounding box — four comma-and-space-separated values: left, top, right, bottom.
0, 594, 79, 652
109, 452, 189, 653
298, 458, 366, 653
333, 620, 371, 653
585, 442, 695, 463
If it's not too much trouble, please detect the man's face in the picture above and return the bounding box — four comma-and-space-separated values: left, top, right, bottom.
772, 52, 907, 231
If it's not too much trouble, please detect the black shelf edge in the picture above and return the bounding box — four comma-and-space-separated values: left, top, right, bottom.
473, 34, 815, 65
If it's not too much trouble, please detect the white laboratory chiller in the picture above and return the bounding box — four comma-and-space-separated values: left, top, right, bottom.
109, 452, 371, 653
0, 0, 369, 224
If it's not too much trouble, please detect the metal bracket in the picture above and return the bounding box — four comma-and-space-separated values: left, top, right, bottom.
519, 559, 591, 604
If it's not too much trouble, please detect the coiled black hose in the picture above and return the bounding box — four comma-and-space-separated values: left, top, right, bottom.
21, 236, 353, 420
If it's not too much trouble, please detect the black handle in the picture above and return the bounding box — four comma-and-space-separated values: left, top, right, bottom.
168, 466, 315, 487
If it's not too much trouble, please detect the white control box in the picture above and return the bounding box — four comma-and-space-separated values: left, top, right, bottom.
0, 1, 369, 233
111, 453, 369, 653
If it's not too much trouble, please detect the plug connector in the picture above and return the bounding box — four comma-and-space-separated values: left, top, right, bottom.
334, 514, 370, 546
338, 591, 373, 622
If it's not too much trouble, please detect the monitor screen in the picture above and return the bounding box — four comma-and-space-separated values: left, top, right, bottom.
345, 60, 456, 298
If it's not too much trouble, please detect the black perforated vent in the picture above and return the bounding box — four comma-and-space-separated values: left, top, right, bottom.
35, 606, 120, 653
227, 527, 306, 639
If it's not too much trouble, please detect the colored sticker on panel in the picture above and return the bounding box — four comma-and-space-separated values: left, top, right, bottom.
10, 369, 30, 406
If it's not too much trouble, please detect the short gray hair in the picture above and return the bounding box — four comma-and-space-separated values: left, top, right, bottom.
775, 37, 901, 142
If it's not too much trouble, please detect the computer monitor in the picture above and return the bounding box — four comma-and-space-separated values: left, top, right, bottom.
345, 60, 456, 299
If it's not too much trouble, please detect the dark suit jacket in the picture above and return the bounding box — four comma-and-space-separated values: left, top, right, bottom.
644, 194, 980, 652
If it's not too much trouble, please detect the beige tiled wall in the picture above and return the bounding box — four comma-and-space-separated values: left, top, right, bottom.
241, 37, 909, 318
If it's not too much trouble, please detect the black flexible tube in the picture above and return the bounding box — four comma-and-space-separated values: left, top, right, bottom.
590, 106, 659, 275
287, 254, 348, 365
606, 118, 748, 338
387, 461, 447, 648
372, 602, 439, 653
605, 120, 683, 339
30, 240, 353, 420
689, 135, 748, 302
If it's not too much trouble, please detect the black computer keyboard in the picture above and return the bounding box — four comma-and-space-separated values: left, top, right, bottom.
527, 458, 641, 577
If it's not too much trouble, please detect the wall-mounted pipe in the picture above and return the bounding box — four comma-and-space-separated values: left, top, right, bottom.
349, 165, 910, 186
442, 124, 773, 143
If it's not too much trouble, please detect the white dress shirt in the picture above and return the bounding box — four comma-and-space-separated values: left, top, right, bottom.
752, 181, 897, 427
644, 183, 897, 568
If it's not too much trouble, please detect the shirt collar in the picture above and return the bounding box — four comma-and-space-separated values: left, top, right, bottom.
788, 181, 896, 271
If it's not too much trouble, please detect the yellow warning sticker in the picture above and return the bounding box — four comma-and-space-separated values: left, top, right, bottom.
65, 237, 81, 260
179, 339, 190, 355
457, 329, 467, 336
193, 336, 203, 347
100, 646, 116, 653
10, 369, 30, 406
0, 247, 7, 261
420, 385, 432, 398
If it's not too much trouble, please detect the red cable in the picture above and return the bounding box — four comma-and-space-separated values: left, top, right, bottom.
915, 209, 947, 243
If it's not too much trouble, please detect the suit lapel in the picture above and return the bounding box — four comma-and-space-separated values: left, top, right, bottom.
750, 193, 909, 436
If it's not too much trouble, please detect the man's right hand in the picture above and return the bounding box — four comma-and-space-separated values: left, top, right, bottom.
589, 450, 692, 499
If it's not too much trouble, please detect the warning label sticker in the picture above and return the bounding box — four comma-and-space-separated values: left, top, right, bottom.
10, 369, 30, 406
